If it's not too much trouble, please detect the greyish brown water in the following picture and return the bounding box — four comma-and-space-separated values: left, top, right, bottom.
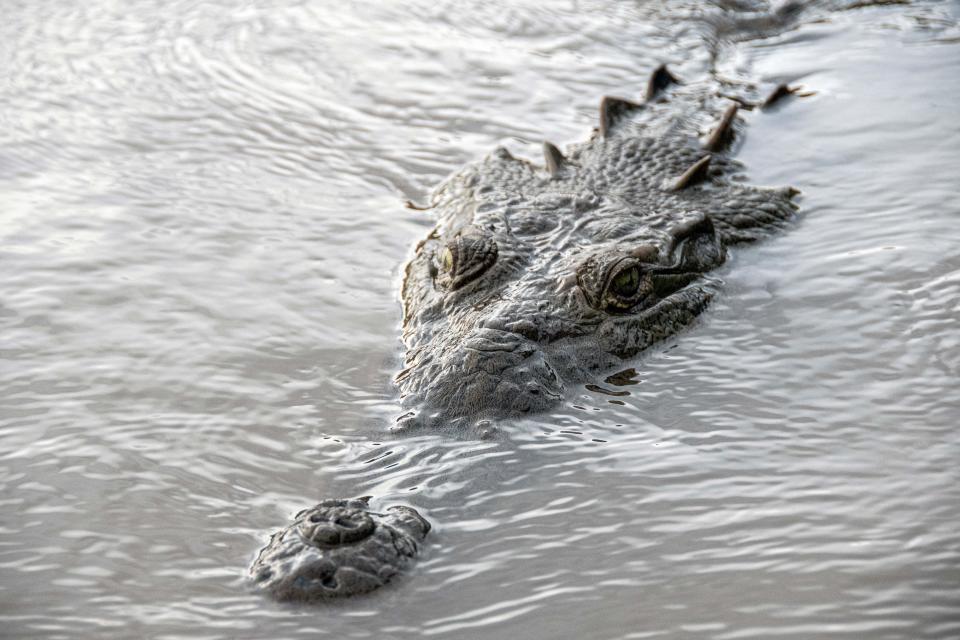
2, 1, 959, 638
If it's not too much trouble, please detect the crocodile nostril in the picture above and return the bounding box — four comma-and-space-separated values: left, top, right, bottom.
299, 507, 377, 547
311, 525, 341, 546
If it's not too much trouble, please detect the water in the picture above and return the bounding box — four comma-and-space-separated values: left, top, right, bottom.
2, 1, 959, 638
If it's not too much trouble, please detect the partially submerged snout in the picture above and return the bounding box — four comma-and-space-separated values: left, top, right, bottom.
249, 498, 430, 601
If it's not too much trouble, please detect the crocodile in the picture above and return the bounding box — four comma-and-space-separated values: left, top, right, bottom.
248, 63, 801, 601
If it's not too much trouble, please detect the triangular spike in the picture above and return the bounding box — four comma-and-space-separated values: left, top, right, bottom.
599, 96, 641, 138
762, 83, 798, 109
646, 64, 680, 101
542, 141, 566, 177
669, 154, 712, 191
704, 103, 739, 152
404, 200, 434, 211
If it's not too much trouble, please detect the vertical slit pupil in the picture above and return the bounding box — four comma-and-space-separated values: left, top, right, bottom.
612, 267, 639, 296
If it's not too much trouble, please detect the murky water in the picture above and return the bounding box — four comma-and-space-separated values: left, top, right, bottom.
2, 1, 959, 638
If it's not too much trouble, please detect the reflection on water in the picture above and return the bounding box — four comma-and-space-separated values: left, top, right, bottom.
1, 1, 958, 638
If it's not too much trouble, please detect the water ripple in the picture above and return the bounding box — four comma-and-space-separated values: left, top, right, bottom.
2, 0, 959, 639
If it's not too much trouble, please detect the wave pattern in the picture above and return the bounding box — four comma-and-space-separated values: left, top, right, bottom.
1, 0, 958, 638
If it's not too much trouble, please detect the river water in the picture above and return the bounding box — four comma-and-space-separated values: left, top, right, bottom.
2, 1, 958, 638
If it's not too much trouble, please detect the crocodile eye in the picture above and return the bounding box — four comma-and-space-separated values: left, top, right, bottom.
434, 229, 498, 291
603, 262, 651, 311
577, 254, 652, 312
439, 248, 455, 274
609, 265, 640, 298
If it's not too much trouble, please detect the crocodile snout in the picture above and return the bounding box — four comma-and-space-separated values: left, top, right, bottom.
298, 505, 376, 548
250, 498, 430, 601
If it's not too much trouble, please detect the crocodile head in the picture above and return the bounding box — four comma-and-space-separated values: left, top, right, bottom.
397, 74, 797, 429
251, 67, 799, 603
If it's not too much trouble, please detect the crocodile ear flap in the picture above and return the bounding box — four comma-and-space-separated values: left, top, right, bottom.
669, 154, 712, 191
542, 141, 567, 177
646, 64, 680, 100
599, 96, 642, 137
704, 104, 739, 152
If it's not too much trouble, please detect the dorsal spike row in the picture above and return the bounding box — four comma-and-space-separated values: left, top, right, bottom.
704, 103, 739, 152
596, 65, 680, 138
669, 154, 712, 191
646, 64, 680, 101
542, 141, 567, 177
599, 96, 642, 138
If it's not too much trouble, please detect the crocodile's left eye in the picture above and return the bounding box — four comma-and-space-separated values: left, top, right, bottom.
434, 229, 498, 291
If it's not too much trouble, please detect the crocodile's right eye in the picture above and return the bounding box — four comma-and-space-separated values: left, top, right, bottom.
609, 265, 641, 298
434, 229, 498, 291
577, 254, 654, 313
602, 260, 652, 311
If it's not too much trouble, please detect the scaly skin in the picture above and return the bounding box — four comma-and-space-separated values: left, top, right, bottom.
396, 73, 797, 430
250, 66, 798, 600
249, 499, 430, 601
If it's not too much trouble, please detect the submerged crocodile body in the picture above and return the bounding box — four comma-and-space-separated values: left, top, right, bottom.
249, 63, 800, 600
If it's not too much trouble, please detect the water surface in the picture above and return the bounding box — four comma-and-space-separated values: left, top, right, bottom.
1, 1, 959, 638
